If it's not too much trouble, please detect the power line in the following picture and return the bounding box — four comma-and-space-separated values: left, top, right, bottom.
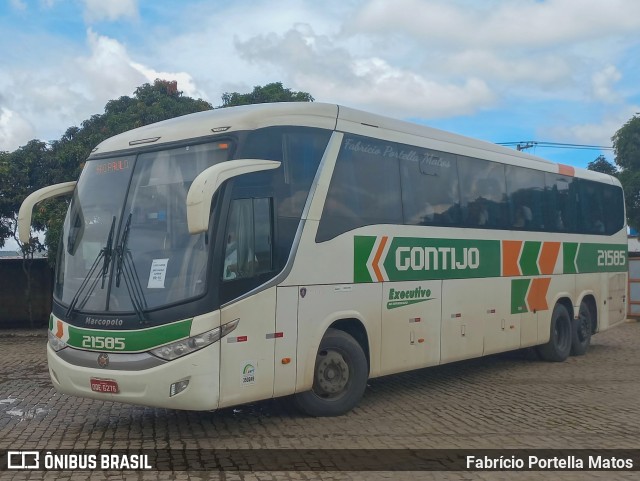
497, 141, 614, 152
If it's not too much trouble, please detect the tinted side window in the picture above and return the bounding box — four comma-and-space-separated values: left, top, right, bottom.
317, 136, 402, 241
578, 179, 606, 234
238, 127, 332, 218
506, 165, 545, 230
458, 156, 508, 228
601, 184, 625, 234
400, 149, 460, 226
544, 173, 578, 233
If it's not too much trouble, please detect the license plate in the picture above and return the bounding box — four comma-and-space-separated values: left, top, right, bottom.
90, 378, 119, 394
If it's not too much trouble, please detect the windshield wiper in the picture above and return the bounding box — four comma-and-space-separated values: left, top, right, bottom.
114, 212, 148, 323
65, 216, 116, 319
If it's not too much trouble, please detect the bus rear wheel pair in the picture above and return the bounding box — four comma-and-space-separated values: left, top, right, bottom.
537, 301, 592, 362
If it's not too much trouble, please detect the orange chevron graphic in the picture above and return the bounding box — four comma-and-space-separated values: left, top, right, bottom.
55, 320, 64, 339
502, 240, 522, 276
538, 242, 560, 275
558, 164, 575, 177
372, 236, 388, 282
527, 277, 551, 312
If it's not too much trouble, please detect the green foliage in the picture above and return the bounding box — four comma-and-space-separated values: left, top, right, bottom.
612, 114, 640, 231
612, 115, 640, 171
619, 170, 640, 232
220, 82, 313, 107
0, 140, 52, 252
0, 151, 11, 246
587, 155, 617, 177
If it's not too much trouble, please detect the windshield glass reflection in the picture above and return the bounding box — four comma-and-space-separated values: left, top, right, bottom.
55, 142, 230, 314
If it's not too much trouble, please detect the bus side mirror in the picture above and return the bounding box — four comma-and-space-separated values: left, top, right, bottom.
18, 181, 77, 243
186, 159, 281, 234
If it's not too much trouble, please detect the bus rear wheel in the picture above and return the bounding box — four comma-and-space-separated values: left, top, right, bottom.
294, 328, 368, 417
537, 303, 572, 362
571, 301, 592, 356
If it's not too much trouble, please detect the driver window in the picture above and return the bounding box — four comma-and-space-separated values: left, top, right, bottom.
223, 198, 273, 281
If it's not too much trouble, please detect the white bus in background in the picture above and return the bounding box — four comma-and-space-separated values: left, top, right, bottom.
19, 103, 628, 416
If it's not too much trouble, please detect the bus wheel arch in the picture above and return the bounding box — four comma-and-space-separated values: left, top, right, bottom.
327, 318, 371, 371
572, 295, 596, 356
537, 300, 572, 362
294, 323, 369, 417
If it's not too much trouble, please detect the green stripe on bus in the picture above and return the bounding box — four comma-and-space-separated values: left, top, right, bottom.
511, 279, 531, 314
563, 243, 579, 274
519, 241, 541, 276
381, 237, 501, 281
66, 318, 193, 352
575, 243, 628, 273
353, 235, 627, 283
354, 236, 376, 283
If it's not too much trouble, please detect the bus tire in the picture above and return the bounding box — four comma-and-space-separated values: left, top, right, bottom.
571, 301, 592, 356
537, 303, 572, 362
294, 328, 368, 417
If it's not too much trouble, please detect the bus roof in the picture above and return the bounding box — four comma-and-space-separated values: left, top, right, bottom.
90, 102, 618, 186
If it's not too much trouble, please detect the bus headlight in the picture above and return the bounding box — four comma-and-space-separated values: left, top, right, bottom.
48, 330, 68, 352
149, 319, 239, 361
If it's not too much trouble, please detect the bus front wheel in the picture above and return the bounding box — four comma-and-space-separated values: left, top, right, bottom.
294, 328, 368, 417
571, 301, 592, 356
537, 303, 572, 362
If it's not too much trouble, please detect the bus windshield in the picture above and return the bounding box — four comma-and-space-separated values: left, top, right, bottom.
55, 142, 231, 314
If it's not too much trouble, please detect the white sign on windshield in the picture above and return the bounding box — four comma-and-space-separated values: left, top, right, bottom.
147, 258, 169, 288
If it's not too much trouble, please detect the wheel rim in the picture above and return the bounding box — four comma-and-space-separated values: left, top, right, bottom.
577, 306, 590, 343
313, 349, 350, 399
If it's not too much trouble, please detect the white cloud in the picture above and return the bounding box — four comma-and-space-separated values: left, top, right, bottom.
130, 62, 207, 100
9, 0, 26, 10
351, 0, 640, 48
80, 29, 205, 99
235, 25, 495, 118
591, 65, 622, 103
0, 29, 204, 151
0, 107, 34, 151
79, 29, 148, 99
81, 0, 138, 23
443, 50, 573, 89
542, 106, 640, 146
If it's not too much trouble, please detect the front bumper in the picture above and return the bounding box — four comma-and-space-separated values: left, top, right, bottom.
47, 342, 220, 410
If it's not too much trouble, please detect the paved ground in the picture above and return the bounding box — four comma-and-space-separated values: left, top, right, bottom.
0, 321, 639, 480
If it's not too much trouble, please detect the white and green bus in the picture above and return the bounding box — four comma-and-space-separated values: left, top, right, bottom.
19, 103, 628, 416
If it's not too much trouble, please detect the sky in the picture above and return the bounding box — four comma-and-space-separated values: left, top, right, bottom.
1, 0, 639, 170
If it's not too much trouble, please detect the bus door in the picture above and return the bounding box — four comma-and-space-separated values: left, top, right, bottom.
380, 281, 441, 375
217, 196, 277, 408
218, 289, 277, 408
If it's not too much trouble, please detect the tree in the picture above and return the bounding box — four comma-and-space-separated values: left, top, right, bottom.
0, 151, 12, 247
587, 155, 617, 177
612, 115, 640, 171
612, 114, 640, 231
220, 82, 313, 107
0, 141, 51, 326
